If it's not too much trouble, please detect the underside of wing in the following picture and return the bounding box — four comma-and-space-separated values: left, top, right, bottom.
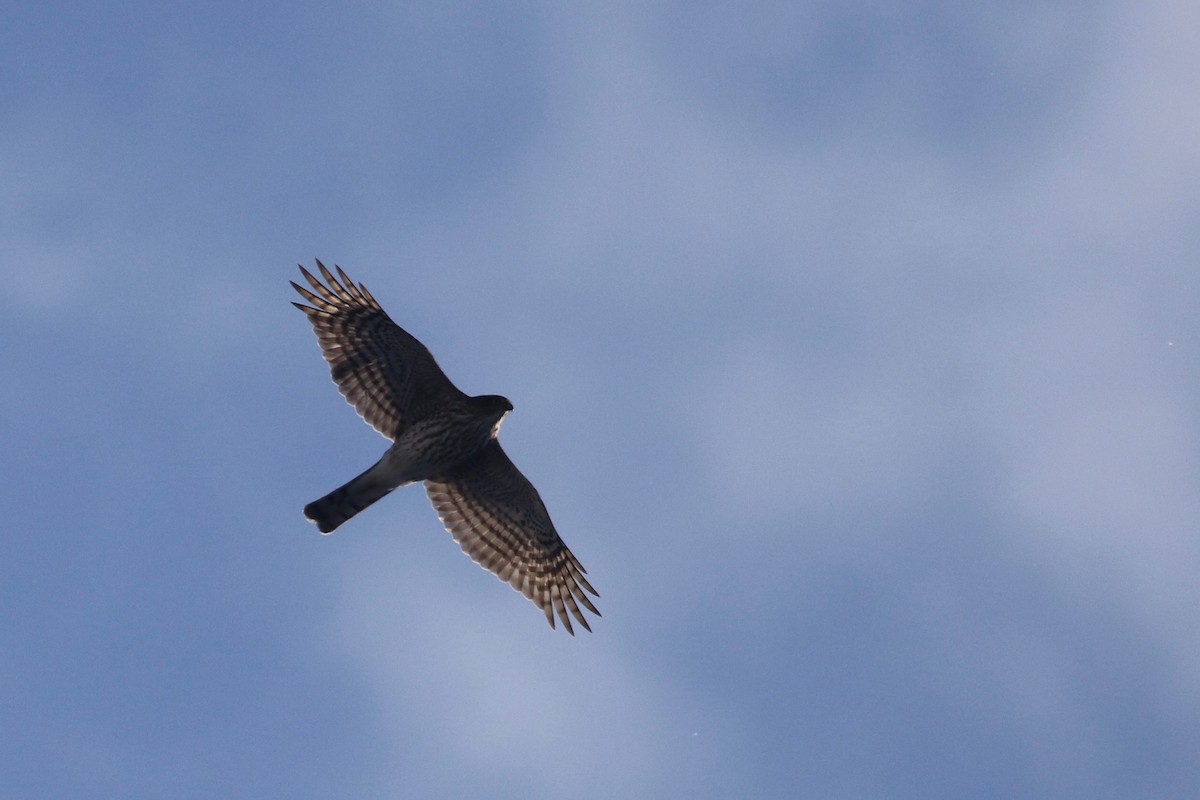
425, 441, 600, 634
291, 260, 464, 438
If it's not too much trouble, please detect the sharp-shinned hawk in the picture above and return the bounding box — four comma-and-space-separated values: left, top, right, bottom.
291, 261, 599, 634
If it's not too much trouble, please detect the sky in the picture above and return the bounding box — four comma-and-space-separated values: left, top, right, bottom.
3, 2, 1199, 797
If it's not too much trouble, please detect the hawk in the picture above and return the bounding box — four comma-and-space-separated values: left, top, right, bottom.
291, 261, 599, 634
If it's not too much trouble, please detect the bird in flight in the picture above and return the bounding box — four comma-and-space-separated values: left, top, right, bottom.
291, 261, 599, 634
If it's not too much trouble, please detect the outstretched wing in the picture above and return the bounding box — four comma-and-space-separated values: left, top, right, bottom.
291, 260, 465, 439
425, 441, 600, 634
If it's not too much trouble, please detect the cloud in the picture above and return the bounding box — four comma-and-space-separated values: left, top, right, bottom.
331, 530, 745, 797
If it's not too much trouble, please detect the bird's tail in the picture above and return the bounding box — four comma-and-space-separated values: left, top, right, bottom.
304, 459, 406, 533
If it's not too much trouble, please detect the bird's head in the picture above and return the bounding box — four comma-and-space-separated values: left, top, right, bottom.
472, 394, 513, 437
475, 394, 513, 414
471, 392, 511, 420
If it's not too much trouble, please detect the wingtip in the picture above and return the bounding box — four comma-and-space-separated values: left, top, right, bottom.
317, 259, 337, 286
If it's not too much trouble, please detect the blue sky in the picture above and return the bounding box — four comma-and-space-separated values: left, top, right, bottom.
4, 2, 1199, 797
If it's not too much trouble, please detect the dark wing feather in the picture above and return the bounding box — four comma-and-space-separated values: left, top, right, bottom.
425, 441, 600, 634
291, 260, 465, 439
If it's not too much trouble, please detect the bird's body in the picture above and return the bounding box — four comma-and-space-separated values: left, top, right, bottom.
291, 261, 598, 633
303, 395, 511, 533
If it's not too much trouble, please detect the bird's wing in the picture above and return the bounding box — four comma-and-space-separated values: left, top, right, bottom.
291, 260, 464, 439
425, 440, 600, 634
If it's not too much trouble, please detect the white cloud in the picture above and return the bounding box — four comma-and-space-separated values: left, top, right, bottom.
982, 288, 1200, 682
330, 531, 744, 797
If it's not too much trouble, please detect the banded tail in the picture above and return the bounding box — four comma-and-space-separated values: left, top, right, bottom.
303, 459, 408, 533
